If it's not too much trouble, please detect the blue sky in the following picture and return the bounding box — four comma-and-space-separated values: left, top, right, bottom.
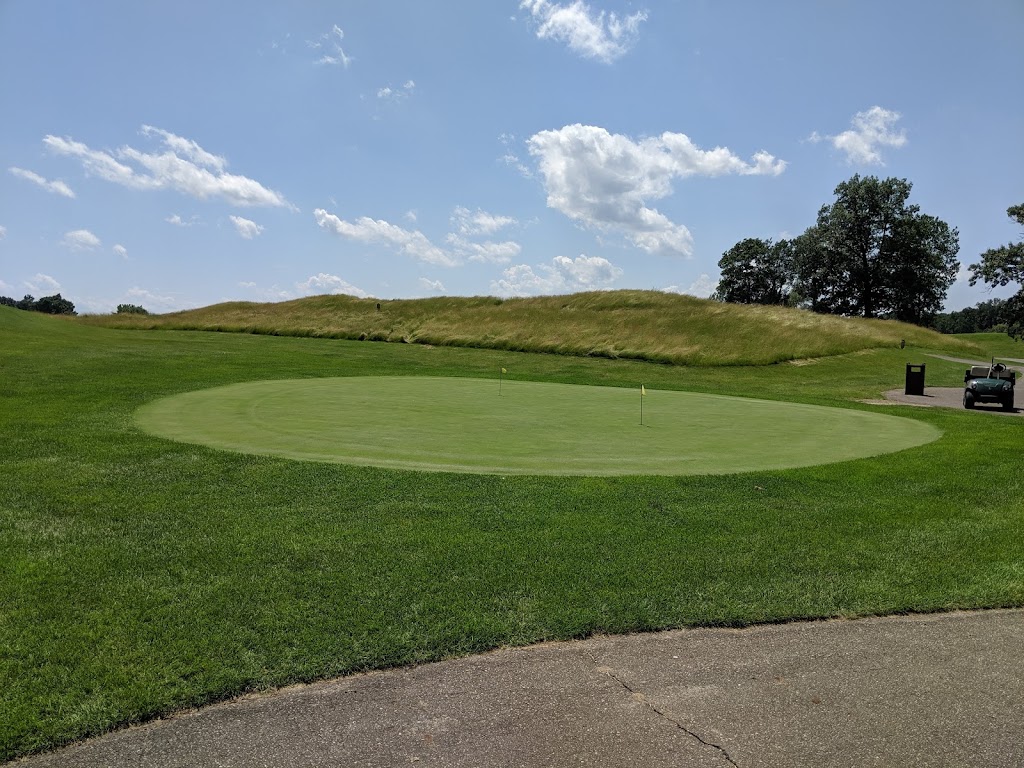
1, 0, 1021, 313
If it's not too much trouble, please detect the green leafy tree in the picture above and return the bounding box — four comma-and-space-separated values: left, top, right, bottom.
34, 294, 77, 315
795, 175, 959, 323
714, 238, 796, 305
116, 303, 149, 315
0, 296, 16, 308
15, 295, 36, 311
969, 204, 1024, 339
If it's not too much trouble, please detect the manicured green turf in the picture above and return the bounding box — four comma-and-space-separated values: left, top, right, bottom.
1, 306, 1022, 761
136, 376, 940, 475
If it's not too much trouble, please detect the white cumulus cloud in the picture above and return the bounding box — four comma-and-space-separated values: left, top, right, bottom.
418, 277, 446, 293
113, 244, 128, 259
166, 213, 198, 227
44, 128, 293, 208
314, 209, 458, 267
296, 272, 370, 298
9, 167, 76, 198
528, 124, 785, 257
491, 254, 623, 297
229, 215, 264, 239
520, 0, 647, 63
810, 106, 907, 165
446, 234, 522, 264
61, 229, 101, 250
664, 274, 716, 298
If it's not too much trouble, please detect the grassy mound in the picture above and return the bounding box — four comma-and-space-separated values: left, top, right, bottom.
78, 290, 980, 366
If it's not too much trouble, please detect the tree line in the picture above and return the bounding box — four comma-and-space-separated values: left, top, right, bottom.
1, 296, 151, 317
714, 175, 959, 326
713, 176, 1023, 337
0, 293, 77, 315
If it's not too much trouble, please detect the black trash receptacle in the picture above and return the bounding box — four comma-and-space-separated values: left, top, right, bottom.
905, 363, 926, 396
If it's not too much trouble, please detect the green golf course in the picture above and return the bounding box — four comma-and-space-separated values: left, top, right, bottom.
2, 299, 1022, 762
136, 376, 941, 475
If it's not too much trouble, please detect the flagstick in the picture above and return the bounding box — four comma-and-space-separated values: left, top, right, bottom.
499, 367, 503, 396
640, 384, 644, 426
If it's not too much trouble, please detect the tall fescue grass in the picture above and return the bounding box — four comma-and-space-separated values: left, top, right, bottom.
78, 290, 980, 365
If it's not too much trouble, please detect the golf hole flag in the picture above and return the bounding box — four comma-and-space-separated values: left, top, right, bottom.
640, 384, 647, 425
499, 367, 507, 395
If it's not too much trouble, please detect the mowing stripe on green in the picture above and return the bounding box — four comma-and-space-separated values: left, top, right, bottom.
135, 376, 941, 476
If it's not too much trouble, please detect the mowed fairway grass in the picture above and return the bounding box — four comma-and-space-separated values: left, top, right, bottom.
137, 377, 940, 475
1, 305, 1023, 760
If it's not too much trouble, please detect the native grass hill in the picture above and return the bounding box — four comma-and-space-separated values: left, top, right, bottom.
79, 290, 978, 366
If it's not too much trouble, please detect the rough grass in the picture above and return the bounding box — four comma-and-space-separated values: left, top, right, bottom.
77, 290, 981, 366
2, 307, 1021, 762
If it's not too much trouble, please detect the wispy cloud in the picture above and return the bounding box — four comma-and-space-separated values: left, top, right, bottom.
61, 229, 101, 250
809, 106, 906, 165
113, 244, 128, 259
308, 24, 352, 67
451, 206, 517, 236
491, 254, 622, 296
0, 225, 6, 239
229, 215, 264, 239
377, 80, 416, 102
44, 127, 293, 209
314, 209, 458, 267
315, 207, 523, 267
519, 0, 648, 63
528, 124, 785, 257
25, 273, 62, 294
122, 286, 187, 312
9, 167, 75, 198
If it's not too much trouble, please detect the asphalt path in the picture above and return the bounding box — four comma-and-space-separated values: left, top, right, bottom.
15, 609, 1024, 768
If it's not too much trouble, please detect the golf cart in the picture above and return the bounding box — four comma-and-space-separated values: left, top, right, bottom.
963, 360, 1015, 410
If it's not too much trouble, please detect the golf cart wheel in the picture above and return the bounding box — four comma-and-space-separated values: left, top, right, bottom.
964, 391, 975, 409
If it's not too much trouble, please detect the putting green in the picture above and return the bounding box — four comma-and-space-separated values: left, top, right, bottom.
135, 376, 940, 476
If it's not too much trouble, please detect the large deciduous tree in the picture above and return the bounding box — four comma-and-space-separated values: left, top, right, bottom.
714, 237, 795, 305
969, 204, 1024, 338
796, 175, 959, 323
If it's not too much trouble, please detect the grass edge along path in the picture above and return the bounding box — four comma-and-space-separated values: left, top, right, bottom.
1, 308, 1022, 761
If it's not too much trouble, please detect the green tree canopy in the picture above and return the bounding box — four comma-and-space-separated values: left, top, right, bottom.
34, 294, 77, 315
717, 175, 959, 325
116, 303, 149, 315
968, 204, 1024, 338
714, 237, 795, 305
796, 175, 959, 323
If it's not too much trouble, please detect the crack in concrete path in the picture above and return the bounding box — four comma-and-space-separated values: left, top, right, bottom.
585, 651, 740, 767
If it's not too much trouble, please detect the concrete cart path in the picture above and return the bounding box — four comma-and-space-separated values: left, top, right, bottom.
877, 387, 1022, 416
16, 609, 1024, 768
